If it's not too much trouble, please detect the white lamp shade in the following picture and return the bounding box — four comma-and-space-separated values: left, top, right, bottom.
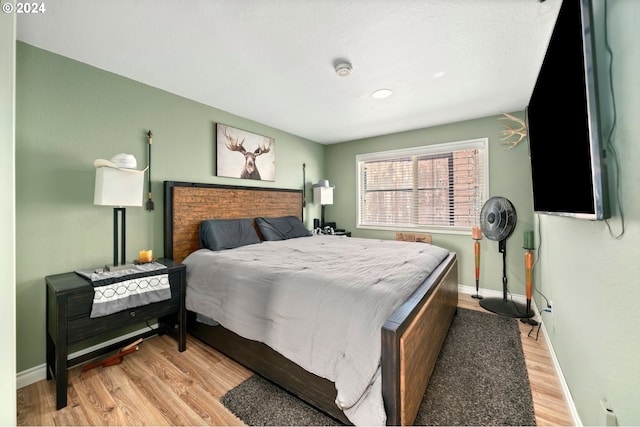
314, 186, 333, 205
94, 167, 144, 207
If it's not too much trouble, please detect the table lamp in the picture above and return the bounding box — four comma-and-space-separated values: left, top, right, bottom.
313, 179, 334, 228
94, 153, 146, 271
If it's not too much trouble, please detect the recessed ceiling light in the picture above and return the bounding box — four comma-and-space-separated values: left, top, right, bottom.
371, 88, 393, 99
433, 71, 445, 78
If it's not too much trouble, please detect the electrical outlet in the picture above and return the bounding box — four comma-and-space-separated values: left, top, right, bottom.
543, 300, 553, 317
600, 400, 617, 426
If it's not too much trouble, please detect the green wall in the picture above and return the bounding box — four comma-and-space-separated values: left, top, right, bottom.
325, 115, 535, 297
15, 42, 325, 373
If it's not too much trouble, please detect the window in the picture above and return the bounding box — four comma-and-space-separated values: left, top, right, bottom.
357, 138, 488, 233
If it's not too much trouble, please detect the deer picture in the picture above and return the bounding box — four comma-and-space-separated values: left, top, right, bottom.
223, 128, 272, 180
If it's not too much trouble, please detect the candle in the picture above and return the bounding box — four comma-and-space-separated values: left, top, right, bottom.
472, 227, 482, 240
139, 249, 153, 263
523, 230, 534, 250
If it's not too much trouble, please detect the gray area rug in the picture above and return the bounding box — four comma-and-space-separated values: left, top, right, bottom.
220, 308, 536, 426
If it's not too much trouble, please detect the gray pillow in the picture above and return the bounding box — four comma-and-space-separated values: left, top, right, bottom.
199, 218, 261, 251
256, 216, 311, 241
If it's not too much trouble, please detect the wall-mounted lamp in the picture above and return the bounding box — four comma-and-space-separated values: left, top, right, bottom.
94, 153, 146, 271
313, 179, 334, 228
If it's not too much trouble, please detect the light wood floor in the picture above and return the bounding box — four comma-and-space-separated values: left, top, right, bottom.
17, 292, 574, 426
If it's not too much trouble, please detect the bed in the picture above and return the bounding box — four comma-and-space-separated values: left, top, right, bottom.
163, 181, 458, 426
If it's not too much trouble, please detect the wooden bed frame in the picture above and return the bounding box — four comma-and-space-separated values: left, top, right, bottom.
163, 181, 458, 426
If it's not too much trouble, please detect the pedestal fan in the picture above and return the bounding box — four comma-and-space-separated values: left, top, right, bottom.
478, 196, 533, 318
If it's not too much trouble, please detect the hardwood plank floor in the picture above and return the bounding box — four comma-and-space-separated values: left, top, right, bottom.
17, 292, 574, 426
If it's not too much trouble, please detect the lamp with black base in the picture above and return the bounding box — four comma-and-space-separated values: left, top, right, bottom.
94, 153, 146, 272
313, 179, 334, 229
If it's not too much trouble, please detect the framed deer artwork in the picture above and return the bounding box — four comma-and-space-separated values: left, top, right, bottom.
216, 123, 276, 181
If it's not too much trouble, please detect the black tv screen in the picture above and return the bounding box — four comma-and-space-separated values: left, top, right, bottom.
526, 0, 609, 220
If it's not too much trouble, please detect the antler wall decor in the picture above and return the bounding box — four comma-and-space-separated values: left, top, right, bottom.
499, 112, 528, 150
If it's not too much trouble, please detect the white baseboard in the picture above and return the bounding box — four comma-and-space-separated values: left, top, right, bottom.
537, 315, 582, 426
17, 364, 46, 390
17, 325, 157, 390
457, 284, 581, 426
458, 283, 530, 305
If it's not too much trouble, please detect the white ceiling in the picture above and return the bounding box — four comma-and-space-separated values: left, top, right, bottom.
16, 0, 562, 144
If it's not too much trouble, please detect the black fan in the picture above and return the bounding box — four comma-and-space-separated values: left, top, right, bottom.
478, 197, 532, 318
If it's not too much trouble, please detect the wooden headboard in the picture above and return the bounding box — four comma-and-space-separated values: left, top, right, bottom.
163, 181, 304, 263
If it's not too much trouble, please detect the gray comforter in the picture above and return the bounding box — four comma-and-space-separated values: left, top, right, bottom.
184, 235, 450, 426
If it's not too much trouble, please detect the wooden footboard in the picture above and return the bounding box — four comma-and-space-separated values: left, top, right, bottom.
382, 253, 458, 426
187, 313, 351, 424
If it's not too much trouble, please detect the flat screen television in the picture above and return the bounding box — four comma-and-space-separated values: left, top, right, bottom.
526, 0, 610, 220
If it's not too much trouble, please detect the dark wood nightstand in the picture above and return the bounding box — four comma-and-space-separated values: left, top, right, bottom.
45, 258, 186, 410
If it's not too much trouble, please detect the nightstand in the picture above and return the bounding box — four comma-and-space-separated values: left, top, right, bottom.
45, 258, 186, 410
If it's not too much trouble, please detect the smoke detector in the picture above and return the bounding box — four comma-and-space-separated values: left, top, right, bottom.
334, 61, 353, 77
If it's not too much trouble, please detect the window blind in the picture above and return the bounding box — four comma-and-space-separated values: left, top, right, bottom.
357, 138, 488, 232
